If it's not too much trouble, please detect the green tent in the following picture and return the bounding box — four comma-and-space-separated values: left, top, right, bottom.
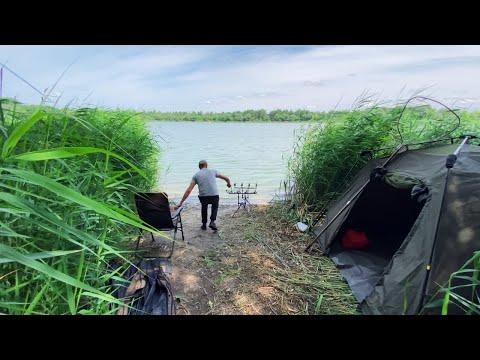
312, 142, 480, 314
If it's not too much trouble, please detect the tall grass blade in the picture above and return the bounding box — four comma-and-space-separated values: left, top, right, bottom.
9, 146, 147, 180
0, 250, 82, 264
1, 107, 45, 159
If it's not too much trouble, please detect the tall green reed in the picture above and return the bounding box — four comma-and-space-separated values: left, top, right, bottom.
0, 101, 162, 315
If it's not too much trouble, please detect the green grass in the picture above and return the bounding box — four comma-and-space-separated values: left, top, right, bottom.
423, 251, 480, 315
0, 98, 162, 315
288, 101, 480, 213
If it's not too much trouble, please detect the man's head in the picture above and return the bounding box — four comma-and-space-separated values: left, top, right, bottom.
199, 160, 208, 169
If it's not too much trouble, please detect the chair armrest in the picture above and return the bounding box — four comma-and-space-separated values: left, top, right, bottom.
172, 206, 184, 219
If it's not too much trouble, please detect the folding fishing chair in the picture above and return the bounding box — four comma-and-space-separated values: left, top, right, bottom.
134, 192, 185, 258
108, 192, 182, 315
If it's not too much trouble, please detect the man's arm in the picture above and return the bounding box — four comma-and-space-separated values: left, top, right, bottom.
216, 173, 231, 188
174, 180, 196, 209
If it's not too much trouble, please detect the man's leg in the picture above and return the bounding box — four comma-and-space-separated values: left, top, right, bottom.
199, 196, 208, 229
210, 195, 219, 222
208, 196, 219, 230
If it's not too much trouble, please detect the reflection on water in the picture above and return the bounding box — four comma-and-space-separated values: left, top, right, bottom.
147, 122, 309, 204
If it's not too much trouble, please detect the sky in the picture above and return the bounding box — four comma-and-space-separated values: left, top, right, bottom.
1, 45, 480, 112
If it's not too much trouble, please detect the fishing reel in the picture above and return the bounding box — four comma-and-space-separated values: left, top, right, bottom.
227, 183, 258, 217
226, 182, 258, 195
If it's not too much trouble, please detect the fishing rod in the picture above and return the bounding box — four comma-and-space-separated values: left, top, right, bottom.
395, 96, 461, 144
305, 143, 407, 252
362, 135, 478, 156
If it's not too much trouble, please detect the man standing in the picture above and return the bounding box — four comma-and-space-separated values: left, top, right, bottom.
174, 160, 231, 230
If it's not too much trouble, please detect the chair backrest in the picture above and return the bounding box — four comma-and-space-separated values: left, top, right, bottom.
134, 192, 174, 231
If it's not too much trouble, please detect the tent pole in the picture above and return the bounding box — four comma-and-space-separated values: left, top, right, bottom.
305, 181, 371, 252
420, 135, 470, 311
305, 143, 406, 252
362, 135, 477, 157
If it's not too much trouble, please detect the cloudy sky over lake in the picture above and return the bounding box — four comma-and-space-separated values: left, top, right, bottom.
1, 45, 480, 111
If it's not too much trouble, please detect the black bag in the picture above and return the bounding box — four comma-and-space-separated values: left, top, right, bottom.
112, 258, 176, 315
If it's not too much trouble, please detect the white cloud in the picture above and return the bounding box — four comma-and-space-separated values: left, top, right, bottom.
1, 45, 480, 111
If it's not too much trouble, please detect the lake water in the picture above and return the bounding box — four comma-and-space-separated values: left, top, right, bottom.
147, 122, 310, 205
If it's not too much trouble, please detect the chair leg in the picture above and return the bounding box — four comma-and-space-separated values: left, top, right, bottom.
135, 233, 142, 251
168, 240, 175, 259
150, 232, 155, 242
179, 214, 185, 241
167, 220, 176, 259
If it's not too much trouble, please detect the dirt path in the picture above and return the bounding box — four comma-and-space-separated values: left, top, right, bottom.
135, 203, 359, 315
168, 204, 236, 315
135, 204, 237, 315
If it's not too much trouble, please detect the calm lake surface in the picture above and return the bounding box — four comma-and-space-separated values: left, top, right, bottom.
147, 122, 310, 204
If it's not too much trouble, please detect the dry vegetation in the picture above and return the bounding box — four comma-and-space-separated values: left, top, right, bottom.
200, 204, 360, 315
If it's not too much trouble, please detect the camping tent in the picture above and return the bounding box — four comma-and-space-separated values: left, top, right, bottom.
312, 141, 480, 314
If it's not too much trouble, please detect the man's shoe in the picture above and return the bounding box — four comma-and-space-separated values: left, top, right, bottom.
209, 221, 218, 231
201, 224, 207, 230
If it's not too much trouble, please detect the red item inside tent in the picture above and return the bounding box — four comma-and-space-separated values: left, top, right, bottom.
341, 229, 369, 250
